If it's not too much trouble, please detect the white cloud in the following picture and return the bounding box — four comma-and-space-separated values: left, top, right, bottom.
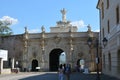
28, 29, 40, 33
94, 29, 100, 32
71, 20, 87, 29
0, 16, 18, 25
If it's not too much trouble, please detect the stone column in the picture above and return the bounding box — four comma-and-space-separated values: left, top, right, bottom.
0, 58, 3, 74
11, 58, 14, 69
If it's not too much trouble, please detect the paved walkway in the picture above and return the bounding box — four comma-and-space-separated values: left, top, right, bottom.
0, 72, 120, 80
71, 72, 120, 80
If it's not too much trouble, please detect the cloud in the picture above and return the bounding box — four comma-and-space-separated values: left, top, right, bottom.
94, 29, 100, 32
71, 20, 87, 29
28, 29, 40, 33
0, 16, 18, 25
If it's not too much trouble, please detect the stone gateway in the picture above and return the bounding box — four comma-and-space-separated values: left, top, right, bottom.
0, 9, 99, 72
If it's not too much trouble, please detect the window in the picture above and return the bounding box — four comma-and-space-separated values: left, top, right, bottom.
8, 58, 11, 67
103, 55, 106, 69
102, 28, 104, 38
117, 50, 120, 73
108, 20, 110, 33
102, 2, 104, 19
116, 6, 119, 24
108, 53, 111, 71
106, 0, 109, 9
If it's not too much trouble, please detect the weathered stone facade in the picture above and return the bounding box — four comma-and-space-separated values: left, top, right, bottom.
0, 9, 99, 72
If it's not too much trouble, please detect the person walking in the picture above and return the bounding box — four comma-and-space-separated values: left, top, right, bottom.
58, 64, 64, 80
65, 64, 71, 80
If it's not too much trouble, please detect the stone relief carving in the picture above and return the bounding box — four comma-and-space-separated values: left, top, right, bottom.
78, 52, 83, 57
33, 52, 36, 58
54, 34, 61, 44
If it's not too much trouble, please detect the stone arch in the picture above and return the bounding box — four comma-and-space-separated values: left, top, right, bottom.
49, 48, 64, 71
31, 59, 38, 71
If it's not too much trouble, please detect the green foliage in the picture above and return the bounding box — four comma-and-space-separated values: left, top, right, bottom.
0, 21, 13, 36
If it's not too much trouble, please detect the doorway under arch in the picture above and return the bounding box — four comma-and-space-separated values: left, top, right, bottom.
31, 59, 38, 71
49, 48, 64, 71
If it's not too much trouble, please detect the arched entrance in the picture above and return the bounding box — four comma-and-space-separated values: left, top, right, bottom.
49, 48, 64, 71
76, 59, 85, 72
31, 59, 38, 71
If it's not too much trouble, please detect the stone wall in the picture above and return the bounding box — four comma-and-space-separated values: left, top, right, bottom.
0, 31, 99, 72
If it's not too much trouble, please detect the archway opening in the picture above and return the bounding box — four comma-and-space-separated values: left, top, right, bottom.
49, 48, 65, 71
76, 59, 85, 72
31, 59, 38, 71
59, 52, 66, 64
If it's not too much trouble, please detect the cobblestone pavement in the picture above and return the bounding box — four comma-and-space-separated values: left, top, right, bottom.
0, 72, 120, 80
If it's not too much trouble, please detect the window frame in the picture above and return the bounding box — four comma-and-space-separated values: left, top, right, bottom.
116, 6, 119, 24
106, 0, 109, 9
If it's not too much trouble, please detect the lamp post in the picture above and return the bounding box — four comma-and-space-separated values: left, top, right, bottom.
95, 38, 100, 80
16, 61, 18, 72
87, 37, 108, 80
102, 37, 108, 47
87, 37, 100, 80
16, 61, 18, 68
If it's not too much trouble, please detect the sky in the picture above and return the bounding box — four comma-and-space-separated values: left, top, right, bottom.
0, 0, 99, 34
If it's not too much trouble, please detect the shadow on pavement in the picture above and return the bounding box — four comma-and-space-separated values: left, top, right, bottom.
19, 72, 58, 80
18, 72, 120, 80
18, 72, 97, 80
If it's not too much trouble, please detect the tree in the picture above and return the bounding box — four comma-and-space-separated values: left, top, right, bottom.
0, 20, 13, 36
